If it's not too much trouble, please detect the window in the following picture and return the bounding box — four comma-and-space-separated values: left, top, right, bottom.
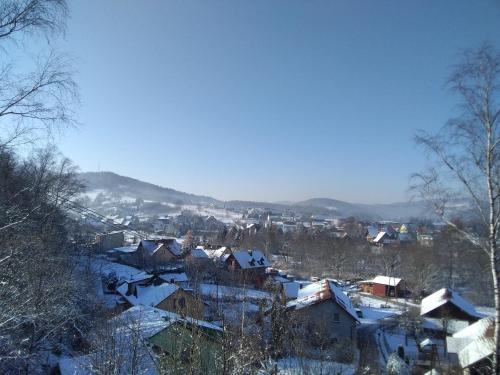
333, 313, 340, 322
178, 297, 186, 308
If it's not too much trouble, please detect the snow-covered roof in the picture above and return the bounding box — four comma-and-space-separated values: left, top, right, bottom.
59, 356, 93, 375
190, 248, 209, 258
140, 238, 182, 257
88, 258, 145, 282
159, 272, 189, 283
447, 317, 495, 356
373, 231, 387, 242
459, 336, 495, 369
420, 288, 482, 318
372, 275, 402, 287
108, 245, 138, 254
420, 338, 437, 347
204, 247, 228, 259
127, 272, 153, 283
230, 249, 270, 269
115, 304, 175, 338
59, 305, 222, 375
118, 305, 222, 333
117, 282, 179, 308
286, 279, 359, 322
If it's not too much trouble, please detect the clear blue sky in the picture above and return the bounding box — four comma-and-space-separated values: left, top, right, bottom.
53, 0, 500, 203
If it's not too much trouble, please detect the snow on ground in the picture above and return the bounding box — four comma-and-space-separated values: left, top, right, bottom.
181, 204, 243, 224
355, 293, 404, 323
120, 195, 137, 203
275, 357, 355, 375
217, 301, 262, 325
360, 305, 400, 322
199, 283, 272, 301
85, 257, 145, 280
381, 331, 420, 361
83, 189, 107, 200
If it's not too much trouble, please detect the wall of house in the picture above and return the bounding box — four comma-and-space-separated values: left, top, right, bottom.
96, 231, 124, 252
151, 245, 175, 265
360, 283, 374, 294
424, 302, 479, 322
135, 244, 175, 267
156, 289, 204, 320
294, 299, 357, 342
372, 283, 404, 297
149, 324, 222, 374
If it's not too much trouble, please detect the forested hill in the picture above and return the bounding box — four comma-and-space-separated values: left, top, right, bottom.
80, 171, 442, 221
80, 171, 220, 205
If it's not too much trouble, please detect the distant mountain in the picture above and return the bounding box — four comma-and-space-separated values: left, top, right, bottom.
79, 171, 220, 205
79, 171, 450, 221
294, 198, 431, 221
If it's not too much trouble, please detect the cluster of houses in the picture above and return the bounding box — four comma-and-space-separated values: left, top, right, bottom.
365, 221, 441, 247
62, 233, 370, 373
71, 231, 494, 374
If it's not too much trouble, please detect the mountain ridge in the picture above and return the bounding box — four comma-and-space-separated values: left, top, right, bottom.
79, 171, 431, 220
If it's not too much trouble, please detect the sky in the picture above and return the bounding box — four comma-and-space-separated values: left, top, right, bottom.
47, 0, 500, 203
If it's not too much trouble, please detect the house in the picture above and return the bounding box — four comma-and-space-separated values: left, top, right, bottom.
59, 305, 223, 375
117, 281, 204, 319
203, 246, 232, 261
418, 234, 434, 247
446, 317, 494, 373
371, 231, 397, 246
106, 244, 139, 263
158, 272, 189, 287
225, 249, 270, 287
286, 279, 359, 343
421, 288, 482, 323
359, 275, 405, 298
398, 226, 415, 243
95, 231, 124, 252
135, 238, 183, 267
421, 288, 483, 339
119, 306, 223, 374
365, 226, 379, 241
186, 246, 210, 264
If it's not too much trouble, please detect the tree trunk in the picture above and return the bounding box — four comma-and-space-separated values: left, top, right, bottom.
491, 245, 500, 374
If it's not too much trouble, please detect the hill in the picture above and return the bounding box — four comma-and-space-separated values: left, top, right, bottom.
79, 171, 220, 205
79, 171, 443, 221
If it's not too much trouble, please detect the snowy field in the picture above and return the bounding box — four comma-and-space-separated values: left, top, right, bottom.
355, 293, 404, 323
274, 357, 355, 375
199, 283, 272, 301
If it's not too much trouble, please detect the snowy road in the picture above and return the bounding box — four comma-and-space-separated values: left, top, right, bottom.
356, 324, 382, 374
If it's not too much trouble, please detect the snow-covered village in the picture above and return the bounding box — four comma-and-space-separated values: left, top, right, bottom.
1, 1, 500, 374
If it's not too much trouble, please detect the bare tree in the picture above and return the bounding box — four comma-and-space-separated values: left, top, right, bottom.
0, 0, 77, 148
413, 45, 500, 373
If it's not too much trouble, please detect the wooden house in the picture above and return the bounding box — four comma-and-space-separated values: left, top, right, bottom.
359, 275, 405, 298
117, 281, 204, 319
135, 238, 183, 267
225, 249, 270, 287
59, 305, 223, 375
421, 288, 482, 323
420, 288, 483, 339
286, 279, 359, 344
446, 317, 494, 374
